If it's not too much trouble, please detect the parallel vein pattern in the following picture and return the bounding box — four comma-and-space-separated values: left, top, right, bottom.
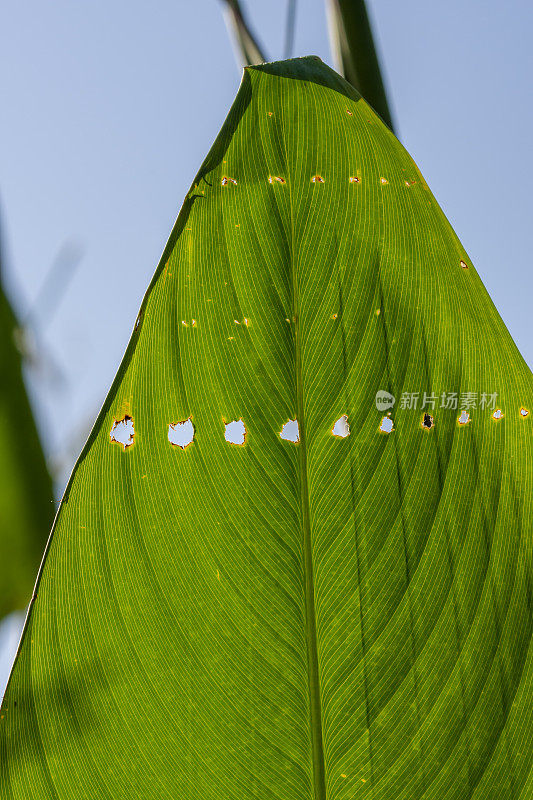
0, 57, 531, 800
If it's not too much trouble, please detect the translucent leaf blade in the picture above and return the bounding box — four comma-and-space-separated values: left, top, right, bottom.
1, 57, 531, 800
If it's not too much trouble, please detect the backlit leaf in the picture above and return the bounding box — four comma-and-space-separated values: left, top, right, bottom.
1, 57, 531, 799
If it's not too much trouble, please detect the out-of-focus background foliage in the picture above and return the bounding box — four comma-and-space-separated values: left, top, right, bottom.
0, 0, 531, 689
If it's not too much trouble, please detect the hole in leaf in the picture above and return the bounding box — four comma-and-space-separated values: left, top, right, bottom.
422, 413, 434, 429
349, 176, 360, 183
460, 260, 469, 269
221, 176, 237, 186
346, 109, 353, 116
110, 416, 135, 450
520, 407, 529, 417
492, 409, 504, 420
458, 410, 471, 425
379, 415, 394, 434
311, 175, 324, 183
225, 419, 246, 445
332, 415, 350, 438
380, 177, 388, 185
268, 176, 286, 184
280, 419, 300, 442
168, 418, 195, 449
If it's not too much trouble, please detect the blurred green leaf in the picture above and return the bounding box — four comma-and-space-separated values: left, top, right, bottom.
1, 57, 531, 798
0, 252, 54, 620
327, 0, 395, 132
220, 0, 267, 67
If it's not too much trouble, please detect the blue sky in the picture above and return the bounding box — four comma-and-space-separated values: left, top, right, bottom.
0, 0, 531, 695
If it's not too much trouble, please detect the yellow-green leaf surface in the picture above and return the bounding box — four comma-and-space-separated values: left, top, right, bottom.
1, 57, 531, 799
0, 266, 54, 619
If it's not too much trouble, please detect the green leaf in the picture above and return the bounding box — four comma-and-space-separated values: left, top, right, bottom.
0, 253, 54, 620
220, 0, 268, 67
1, 56, 531, 799
326, 0, 395, 132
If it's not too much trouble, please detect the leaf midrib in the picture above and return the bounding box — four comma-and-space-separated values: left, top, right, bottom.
288, 165, 327, 800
